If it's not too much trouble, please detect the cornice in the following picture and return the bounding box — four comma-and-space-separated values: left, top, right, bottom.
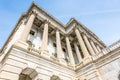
95, 47, 120, 68
11, 45, 75, 71
27, 2, 65, 28
92, 40, 120, 67
27, 2, 106, 47
0, 2, 106, 55
66, 18, 106, 47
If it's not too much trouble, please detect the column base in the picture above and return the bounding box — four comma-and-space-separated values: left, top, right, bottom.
83, 56, 92, 65
67, 63, 74, 68
58, 58, 67, 65
40, 50, 50, 59
14, 40, 29, 50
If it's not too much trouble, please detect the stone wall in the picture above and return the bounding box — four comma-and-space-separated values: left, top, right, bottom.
0, 47, 75, 80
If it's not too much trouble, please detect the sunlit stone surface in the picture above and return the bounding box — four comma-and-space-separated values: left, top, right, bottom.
0, 2, 120, 80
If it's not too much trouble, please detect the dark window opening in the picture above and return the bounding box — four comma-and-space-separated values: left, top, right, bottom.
30, 30, 35, 36
62, 48, 66, 52
50, 75, 60, 80
53, 43, 56, 47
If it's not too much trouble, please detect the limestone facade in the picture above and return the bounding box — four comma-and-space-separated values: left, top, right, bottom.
0, 2, 120, 80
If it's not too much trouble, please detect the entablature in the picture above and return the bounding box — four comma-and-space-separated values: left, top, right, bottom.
25, 2, 106, 48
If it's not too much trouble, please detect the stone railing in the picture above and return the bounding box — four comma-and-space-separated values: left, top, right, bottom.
92, 40, 120, 60
108, 40, 120, 52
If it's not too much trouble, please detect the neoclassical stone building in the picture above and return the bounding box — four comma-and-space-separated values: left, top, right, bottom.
0, 2, 120, 80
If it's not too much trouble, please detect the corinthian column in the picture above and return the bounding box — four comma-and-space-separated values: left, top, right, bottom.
74, 42, 82, 63
90, 40, 99, 54
82, 34, 95, 55
56, 30, 64, 60
66, 36, 75, 66
75, 28, 90, 58
40, 21, 49, 51
20, 12, 36, 42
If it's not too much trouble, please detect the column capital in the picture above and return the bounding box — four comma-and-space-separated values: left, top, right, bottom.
75, 28, 84, 34
56, 29, 61, 32
74, 27, 79, 31
65, 34, 70, 37
29, 10, 38, 16
75, 23, 79, 28
24, 11, 37, 25
89, 38, 93, 42
43, 20, 50, 25
73, 24, 77, 30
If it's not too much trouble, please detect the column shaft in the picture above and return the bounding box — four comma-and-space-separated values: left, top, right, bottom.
41, 21, 48, 51
20, 13, 35, 42
90, 40, 99, 54
66, 37, 75, 66
74, 42, 82, 63
56, 30, 64, 59
75, 28, 89, 58
96, 45, 101, 52
83, 34, 95, 55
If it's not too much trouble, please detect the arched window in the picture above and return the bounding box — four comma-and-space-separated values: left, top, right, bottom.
50, 75, 60, 80
19, 73, 32, 80
19, 68, 38, 80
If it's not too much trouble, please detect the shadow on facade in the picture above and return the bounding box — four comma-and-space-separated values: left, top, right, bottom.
18, 67, 38, 80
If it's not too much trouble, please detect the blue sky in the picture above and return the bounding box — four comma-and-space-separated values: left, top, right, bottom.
0, 0, 120, 48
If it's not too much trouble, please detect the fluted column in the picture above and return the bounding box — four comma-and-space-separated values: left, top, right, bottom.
20, 12, 36, 42
82, 34, 95, 55
66, 36, 75, 66
90, 40, 99, 54
75, 28, 90, 58
40, 21, 49, 51
74, 42, 82, 63
56, 30, 64, 59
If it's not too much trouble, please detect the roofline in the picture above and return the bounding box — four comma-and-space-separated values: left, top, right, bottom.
27, 2, 65, 28
29, 3, 106, 46
0, 2, 106, 53
66, 18, 106, 47
0, 14, 26, 53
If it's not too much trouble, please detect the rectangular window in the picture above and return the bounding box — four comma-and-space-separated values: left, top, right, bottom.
53, 43, 56, 47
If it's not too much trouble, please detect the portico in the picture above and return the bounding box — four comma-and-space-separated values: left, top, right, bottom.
0, 2, 113, 80
15, 9, 105, 67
